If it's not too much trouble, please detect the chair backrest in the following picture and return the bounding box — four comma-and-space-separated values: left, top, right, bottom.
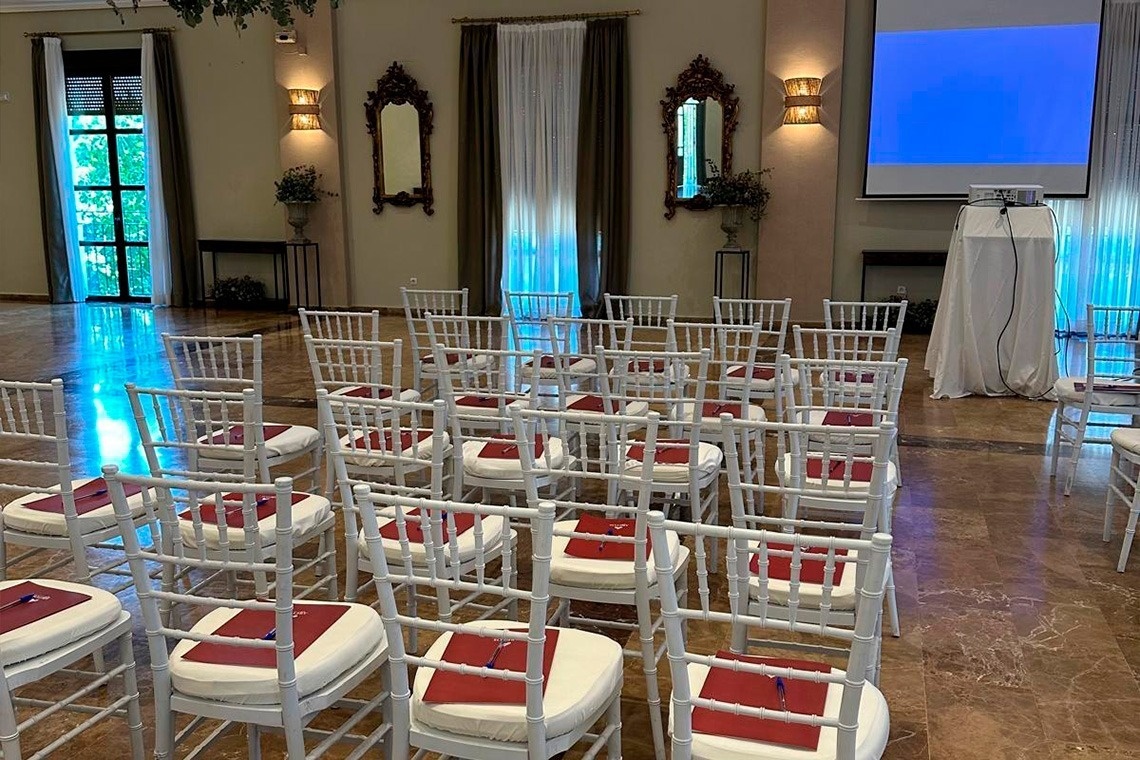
714, 297, 791, 331
298, 308, 381, 342
779, 355, 908, 422
354, 488, 557, 754
596, 345, 709, 408
648, 509, 892, 760
162, 333, 264, 401
1083, 304, 1140, 406
401, 287, 469, 362
673, 320, 765, 405
105, 467, 311, 702
824, 299, 907, 335
793, 325, 900, 364
505, 291, 574, 352
0, 379, 73, 515
426, 314, 537, 403
304, 336, 405, 398
604, 293, 678, 326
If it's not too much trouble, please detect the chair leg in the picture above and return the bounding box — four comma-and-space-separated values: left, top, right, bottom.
0, 670, 22, 760
119, 633, 145, 760
323, 526, 338, 600
1119, 500, 1140, 573
246, 724, 262, 760
152, 673, 175, 760
1106, 448, 1121, 542
1049, 401, 1065, 479
606, 693, 623, 759
886, 560, 901, 638
1064, 408, 1091, 496
635, 592, 666, 760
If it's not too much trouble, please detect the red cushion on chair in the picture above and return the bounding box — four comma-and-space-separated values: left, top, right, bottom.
569, 394, 607, 413
692, 651, 830, 749
353, 429, 433, 452
748, 542, 848, 584
627, 440, 690, 465
341, 386, 394, 399
24, 477, 142, 516
457, 395, 501, 409
805, 458, 873, 482
179, 492, 309, 528
728, 366, 776, 381
702, 401, 742, 418
181, 604, 351, 667
821, 411, 874, 427
628, 359, 666, 373
0, 581, 91, 634
210, 425, 290, 446
379, 508, 475, 543
564, 513, 650, 560
479, 434, 544, 459
422, 628, 560, 704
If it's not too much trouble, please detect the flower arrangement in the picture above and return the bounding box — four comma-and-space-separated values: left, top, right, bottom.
701, 161, 772, 221
274, 165, 334, 205
211, 276, 267, 307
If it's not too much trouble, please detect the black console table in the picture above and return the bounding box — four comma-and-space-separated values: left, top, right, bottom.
715, 248, 752, 299
860, 249, 948, 300
286, 241, 322, 309
198, 239, 323, 309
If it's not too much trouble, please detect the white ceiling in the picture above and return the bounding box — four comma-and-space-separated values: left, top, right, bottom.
0, 0, 166, 12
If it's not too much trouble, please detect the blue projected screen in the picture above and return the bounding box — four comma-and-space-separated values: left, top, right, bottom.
865, 0, 1103, 197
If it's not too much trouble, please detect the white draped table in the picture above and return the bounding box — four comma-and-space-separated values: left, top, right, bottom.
925, 205, 1059, 399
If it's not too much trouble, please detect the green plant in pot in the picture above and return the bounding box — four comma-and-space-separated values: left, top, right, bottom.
274, 164, 333, 243
701, 162, 772, 249
211, 276, 267, 308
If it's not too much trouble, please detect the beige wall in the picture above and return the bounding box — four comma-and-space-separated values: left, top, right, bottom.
0, 6, 283, 298
335, 0, 767, 315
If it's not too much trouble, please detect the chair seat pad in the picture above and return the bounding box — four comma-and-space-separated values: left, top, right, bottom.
565, 395, 649, 417
412, 620, 623, 743
453, 396, 530, 417
549, 520, 687, 589
528, 356, 597, 380
421, 353, 493, 373
747, 549, 860, 611
669, 663, 890, 760
200, 423, 320, 460
0, 579, 123, 666
673, 401, 767, 431
780, 454, 898, 494
1054, 377, 1140, 407
337, 430, 449, 468
180, 493, 332, 550
1112, 427, 1140, 456
724, 366, 797, 391
624, 442, 723, 484
461, 437, 567, 479
169, 601, 385, 705
357, 511, 507, 566
1, 477, 147, 536
329, 386, 422, 403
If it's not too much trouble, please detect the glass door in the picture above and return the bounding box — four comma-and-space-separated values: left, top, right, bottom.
64, 50, 150, 301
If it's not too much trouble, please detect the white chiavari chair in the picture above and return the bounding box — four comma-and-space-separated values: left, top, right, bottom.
1106, 428, 1140, 572
162, 333, 322, 492
304, 335, 417, 402
713, 297, 792, 402
105, 468, 390, 760
604, 293, 677, 328
1051, 305, 1140, 495
0, 378, 148, 593
298, 307, 381, 342
793, 325, 901, 365
649, 511, 892, 760
354, 488, 625, 759
1, 576, 144, 760
505, 291, 574, 353
824, 298, 908, 336
401, 287, 470, 398
546, 315, 632, 397
126, 384, 337, 610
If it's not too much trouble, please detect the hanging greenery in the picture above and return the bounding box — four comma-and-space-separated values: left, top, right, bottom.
108, 0, 340, 29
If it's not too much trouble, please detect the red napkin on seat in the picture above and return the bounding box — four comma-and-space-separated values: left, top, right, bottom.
564, 513, 650, 560
702, 401, 743, 418
821, 411, 874, 427
629, 359, 666, 373
24, 477, 142, 516
569, 394, 607, 413
805, 458, 873, 483
422, 628, 559, 704
210, 424, 290, 446
728, 366, 776, 381
379, 508, 475, 543
352, 429, 432, 452
0, 581, 91, 634
457, 395, 500, 409
627, 440, 690, 465
833, 371, 876, 384
479, 434, 544, 459
749, 542, 848, 584
181, 604, 350, 667
342, 386, 394, 399
180, 492, 309, 528
423, 353, 461, 365
692, 651, 830, 749
1073, 381, 1140, 394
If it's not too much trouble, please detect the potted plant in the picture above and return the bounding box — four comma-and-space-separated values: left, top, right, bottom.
701, 162, 772, 249
274, 164, 333, 242
211, 275, 268, 308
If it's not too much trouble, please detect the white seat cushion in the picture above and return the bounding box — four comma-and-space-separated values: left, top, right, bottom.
421, 353, 493, 374
747, 549, 860, 611
0, 579, 123, 666
412, 620, 623, 742
724, 365, 795, 392
549, 519, 687, 589
461, 437, 566, 479
358, 511, 507, 566
329, 385, 421, 403
337, 429, 449, 468
1, 477, 147, 536
670, 662, 889, 760
169, 601, 385, 705
1055, 376, 1140, 407
1112, 427, 1140, 456
525, 355, 597, 380
624, 442, 723, 484
565, 394, 649, 417
453, 395, 530, 417
613, 361, 690, 386
179, 493, 331, 550
673, 401, 767, 432
780, 454, 898, 494
200, 423, 320, 460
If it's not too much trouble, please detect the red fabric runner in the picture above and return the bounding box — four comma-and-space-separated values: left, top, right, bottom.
210, 424, 290, 446
701, 401, 743, 418
24, 477, 142, 516
569, 394, 607, 413
822, 411, 874, 427
834, 371, 876, 384
180, 492, 309, 528
423, 353, 461, 365
564, 513, 650, 560
628, 359, 666, 373
0, 581, 92, 634
181, 604, 351, 667
728, 365, 776, 381
479, 434, 545, 459
342, 386, 394, 399
627, 440, 690, 465
422, 628, 560, 704
749, 542, 848, 584
457, 395, 500, 409
805, 458, 873, 483
379, 508, 476, 543
352, 429, 432, 452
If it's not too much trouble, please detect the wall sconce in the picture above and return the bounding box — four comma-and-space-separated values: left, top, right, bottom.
289, 88, 321, 130
783, 77, 822, 124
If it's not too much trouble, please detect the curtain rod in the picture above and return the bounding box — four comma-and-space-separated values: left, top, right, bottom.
24, 26, 176, 38
452, 9, 639, 24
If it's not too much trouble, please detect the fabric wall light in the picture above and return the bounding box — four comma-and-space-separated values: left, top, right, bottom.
783, 77, 822, 124
289, 88, 321, 130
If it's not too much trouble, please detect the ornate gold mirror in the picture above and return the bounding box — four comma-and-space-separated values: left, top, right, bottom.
365, 62, 434, 215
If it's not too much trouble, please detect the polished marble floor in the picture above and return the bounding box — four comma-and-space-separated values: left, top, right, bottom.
1, 301, 1138, 760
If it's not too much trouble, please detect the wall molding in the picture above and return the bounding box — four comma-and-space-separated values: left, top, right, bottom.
0, 0, 166, 13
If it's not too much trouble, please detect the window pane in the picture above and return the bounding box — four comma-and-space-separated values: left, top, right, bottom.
70, 134, 110, 186
116, 134, 146, 185
120, 190, 149, 242
126, 245, 151, 297
83, 245, 120, 297
69, 114, 106, 131
115, 114, 144, 130
74, 190, 115, 243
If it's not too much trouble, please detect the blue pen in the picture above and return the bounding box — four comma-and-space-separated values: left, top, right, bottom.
775, 677, 788, 711
0, 593, 35, 612
484, 638, 509, 669
263, 628, 276, 640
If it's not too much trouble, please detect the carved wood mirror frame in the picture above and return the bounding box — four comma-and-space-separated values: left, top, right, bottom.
364, 61, 434, 215
661, 55, 740, 219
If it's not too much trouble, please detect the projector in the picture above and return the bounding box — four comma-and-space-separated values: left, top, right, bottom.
968, 184, 1043, 206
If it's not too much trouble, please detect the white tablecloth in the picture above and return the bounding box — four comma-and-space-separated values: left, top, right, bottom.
925, 205, 1058, 399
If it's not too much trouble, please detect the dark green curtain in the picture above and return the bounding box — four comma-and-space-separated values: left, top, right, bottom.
695, 101, 708, 185
150, 32, 199, 306
31, 38, 75, 303
457, 24, 503, 316
575, 18, 631, 317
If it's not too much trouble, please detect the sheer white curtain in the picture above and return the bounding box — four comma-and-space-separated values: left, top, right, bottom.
141, 34, 172, 306
1050, 0, 1139, 333
44, 37, 86, 302
497, 21, 585, 315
